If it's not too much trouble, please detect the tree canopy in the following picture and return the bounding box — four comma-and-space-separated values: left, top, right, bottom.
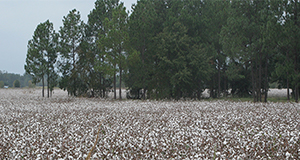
24, 0, 300, 102
25, 20, 58, 97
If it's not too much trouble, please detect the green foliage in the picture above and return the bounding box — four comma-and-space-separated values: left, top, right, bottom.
124, 50, 143, 90
13, 79, 20, 88
23, 0, 300, 101
80, 0, 119, 98
96, 2, 128, 99
154, 21, 211, 99
28, 80, 35, 88
270, 0, 300, 102
0, 81, 4, 88
0, 71, 32, 87
58, 9, 84, 96
220, 0, 280, 101
127, 0, 215, 99
125, 0, 159, 99
25, 20, 58, 97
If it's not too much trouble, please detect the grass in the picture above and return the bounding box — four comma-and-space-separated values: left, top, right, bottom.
206, 96, 297, 103
267, 97, 297, 103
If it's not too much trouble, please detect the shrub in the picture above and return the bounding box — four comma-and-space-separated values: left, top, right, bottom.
28, 80, 35, 88
0, 81, 4, 88
13, 80, 20, 88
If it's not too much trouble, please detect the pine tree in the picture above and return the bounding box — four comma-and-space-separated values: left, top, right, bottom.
282, 0, 300, 102
85, 0, 119, 97
126, 0, 157, 99
25, 20, 58, 97
220, 0, 276, 102
99, 2, 128, 99
58, 9, 84, 96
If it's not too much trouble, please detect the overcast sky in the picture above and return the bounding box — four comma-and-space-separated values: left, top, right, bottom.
0, 0, 137, 75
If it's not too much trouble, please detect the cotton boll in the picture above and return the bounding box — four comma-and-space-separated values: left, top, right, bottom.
1, 89, 300, 159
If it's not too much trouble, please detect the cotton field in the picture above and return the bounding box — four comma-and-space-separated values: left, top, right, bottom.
0, 89, 299, 159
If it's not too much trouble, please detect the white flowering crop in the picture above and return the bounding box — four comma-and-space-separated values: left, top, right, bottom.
0, 89, 299, 159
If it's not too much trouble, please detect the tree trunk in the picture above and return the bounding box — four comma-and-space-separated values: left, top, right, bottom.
103, 77, 106, 98
264, 52, 268, 103
99, 73, 102, 98
255, 53, 259, 102
251, 60, 256, 102
210, 75, 214, 98
295, 87, 299, 103
218, 61, 221, 98
47, 76, 49, 98
287, 74, 290, 101
142, 35, 146, 100
294, 43, 299, 103
114, 64, 116, 100
286, 48, 290, 101
294, 45, 299, 103
119, 66, 122, 100
198, 79, 202, 100
224, 70, 228, 97
293, 0, 299, 103
259, 52, 262, 102
42, 77, 44, 97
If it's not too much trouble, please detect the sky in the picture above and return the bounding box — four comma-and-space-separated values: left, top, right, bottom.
0, 0, 137, 75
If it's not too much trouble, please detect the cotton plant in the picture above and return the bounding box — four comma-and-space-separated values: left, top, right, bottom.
0, 89, 299, 159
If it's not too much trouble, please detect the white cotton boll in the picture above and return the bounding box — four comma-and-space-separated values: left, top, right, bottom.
285, 152, 291, 158
2, 89, 300, 159
289, 137, 294, 143
36, 154, 42, 159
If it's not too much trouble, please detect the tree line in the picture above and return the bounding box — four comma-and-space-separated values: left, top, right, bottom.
0, 71, 32, 88
25, 0, 300, 102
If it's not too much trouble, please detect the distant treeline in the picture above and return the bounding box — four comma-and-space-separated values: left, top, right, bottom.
25, 0, 300, 102
0, 71, 32, 88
